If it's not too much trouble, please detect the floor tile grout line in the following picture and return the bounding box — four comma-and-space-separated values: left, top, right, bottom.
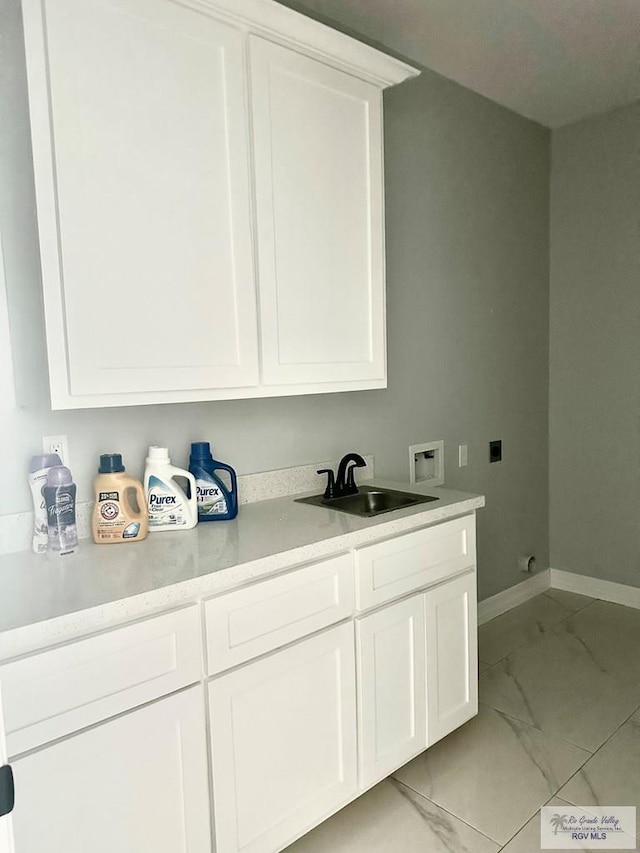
542, 590, 597, 615
551, 740, 596, 798
396, 595, 637, 852
391, 777, 504, 848
497, 792, 568, 852
555, 700, 640, 807
479, 646, 640, 762
398, 702, 596, 848
479, 595, 600, 669
480, 595, 640, 833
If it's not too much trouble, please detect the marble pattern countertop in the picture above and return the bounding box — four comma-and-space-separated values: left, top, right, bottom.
0, 480, 483, 659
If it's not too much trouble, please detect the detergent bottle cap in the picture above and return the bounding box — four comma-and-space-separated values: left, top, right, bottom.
190, 442, 213, 461
99, 453, 125, 474
46, 465, 73, 487
29, 453, 62, 473
146, 446, 170, 464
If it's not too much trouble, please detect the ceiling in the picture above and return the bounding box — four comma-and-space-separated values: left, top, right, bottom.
278, 0, 640, 127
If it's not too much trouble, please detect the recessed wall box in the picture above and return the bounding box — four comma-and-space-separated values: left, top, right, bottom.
409, 440, 444, 486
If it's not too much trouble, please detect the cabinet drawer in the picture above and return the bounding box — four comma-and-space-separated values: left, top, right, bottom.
205, 553, 354, 675
1, 605, 201, 756
355, 515, 476, 610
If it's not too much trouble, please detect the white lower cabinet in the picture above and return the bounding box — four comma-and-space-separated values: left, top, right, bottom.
356, 595, 427, 789
0, 514, 479, 853
208, 622, 358, 853
11, 686, 212, 853
0, 813, 12, 853
425, 571, 478, 746
356, 571, 478, 790
0, 685, 15, 853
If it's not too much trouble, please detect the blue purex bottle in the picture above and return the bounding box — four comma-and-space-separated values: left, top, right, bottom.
189, 442, 238, 521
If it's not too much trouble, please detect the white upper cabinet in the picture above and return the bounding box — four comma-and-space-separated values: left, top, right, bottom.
22, 0, 418, 409
250, 37, 385, 388
23, 0, 259, 408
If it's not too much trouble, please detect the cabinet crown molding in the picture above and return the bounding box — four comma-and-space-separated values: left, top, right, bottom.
177, 0, 420, 87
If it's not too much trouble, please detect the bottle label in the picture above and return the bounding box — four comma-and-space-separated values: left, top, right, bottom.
195, 477, 228, 516
95, 486, 144, 540
99, 501, 121, 522
49, 502, 76, 527
147, 475, 188, 527
32, 467, 52, 544
47, 496, 75, 524
97, 491, 124, 530
45, 486, 77, 552
123, 522, 141, 539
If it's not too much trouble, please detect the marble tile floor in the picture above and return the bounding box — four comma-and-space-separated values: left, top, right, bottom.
286, 590, 640, 852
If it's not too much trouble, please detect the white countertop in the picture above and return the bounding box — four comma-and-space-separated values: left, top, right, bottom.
0, 480, 484, 658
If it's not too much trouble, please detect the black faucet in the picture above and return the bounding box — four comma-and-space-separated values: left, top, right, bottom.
318, 452, 366, 500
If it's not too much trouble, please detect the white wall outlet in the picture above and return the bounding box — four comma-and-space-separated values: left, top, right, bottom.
458, 444, 468, 467
409, 440, 444, 486
43, 435, 69, 468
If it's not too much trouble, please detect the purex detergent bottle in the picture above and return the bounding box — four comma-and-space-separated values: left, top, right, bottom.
189, 442, 238, 521
144, 446, 198, 532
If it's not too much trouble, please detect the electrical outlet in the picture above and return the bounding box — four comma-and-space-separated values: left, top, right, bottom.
458, 444, 468, 467
43, 435, 69, 467
489, 440, 502, 463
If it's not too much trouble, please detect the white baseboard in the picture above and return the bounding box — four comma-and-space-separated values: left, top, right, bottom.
478, 568, 640, 626
478, 569, 551, 625
549, 568, 640, 611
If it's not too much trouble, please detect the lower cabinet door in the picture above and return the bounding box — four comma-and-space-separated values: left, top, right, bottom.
356, 595, 427, 789
11, 686, 211, 853
425, 571, 478, 746
208, 622, 358, 853
0, 812, 12, 853
0, 684, 15, 853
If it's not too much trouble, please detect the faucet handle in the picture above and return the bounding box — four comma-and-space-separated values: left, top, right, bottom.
317, 469, 336, 500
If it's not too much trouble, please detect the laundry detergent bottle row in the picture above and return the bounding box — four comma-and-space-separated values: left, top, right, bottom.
189, 442, 238, 521
144, 446, 197, 532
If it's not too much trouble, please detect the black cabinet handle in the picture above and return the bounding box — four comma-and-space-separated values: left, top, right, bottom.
0, 765, 14, 817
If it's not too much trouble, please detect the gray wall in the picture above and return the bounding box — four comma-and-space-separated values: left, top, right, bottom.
550, 102, 640, 586
0, 0, 550, 599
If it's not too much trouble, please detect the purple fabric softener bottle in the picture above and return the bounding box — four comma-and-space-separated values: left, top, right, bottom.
43, 465, 78, 553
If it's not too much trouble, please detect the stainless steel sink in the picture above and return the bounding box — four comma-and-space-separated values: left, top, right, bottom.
296, 484, 438, 517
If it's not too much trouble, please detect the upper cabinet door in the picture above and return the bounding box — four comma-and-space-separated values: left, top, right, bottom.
23, 0, 259, 407
249, 37, 386, 389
